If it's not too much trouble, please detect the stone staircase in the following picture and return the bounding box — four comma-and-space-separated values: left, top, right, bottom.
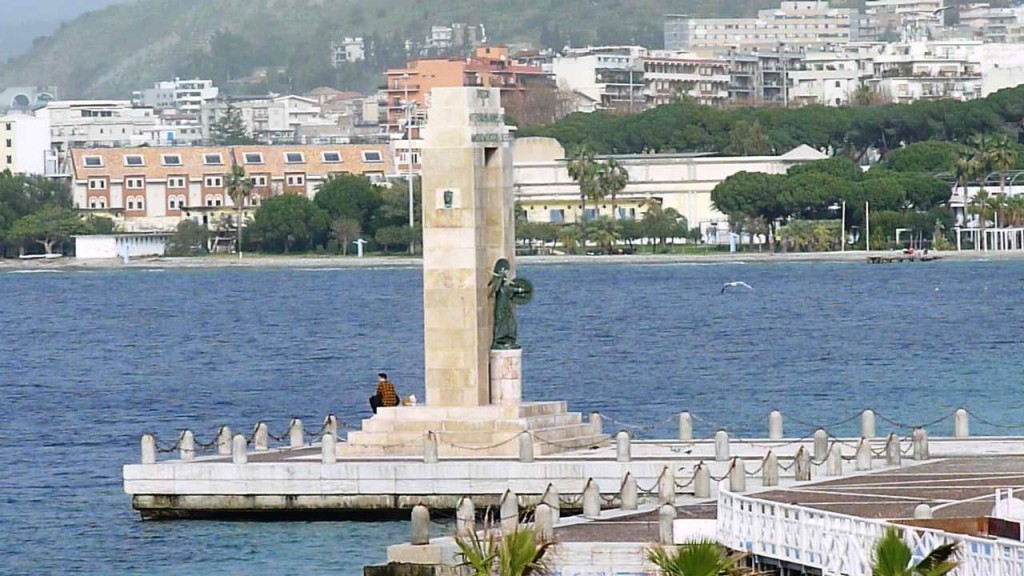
339, 401, 608, 458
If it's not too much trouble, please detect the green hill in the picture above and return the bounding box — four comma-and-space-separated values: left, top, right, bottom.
0, 0, 782, 98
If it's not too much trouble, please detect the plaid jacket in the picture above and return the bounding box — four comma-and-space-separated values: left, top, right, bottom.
376, 380, 399, 407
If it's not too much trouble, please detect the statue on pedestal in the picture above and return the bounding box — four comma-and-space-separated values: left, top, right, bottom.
489, 258, 533, 350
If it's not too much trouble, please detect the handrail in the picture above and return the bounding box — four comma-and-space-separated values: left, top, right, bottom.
717, 484, 1024, 576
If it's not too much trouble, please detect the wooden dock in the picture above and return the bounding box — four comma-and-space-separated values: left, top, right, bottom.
868, 252, 942, 264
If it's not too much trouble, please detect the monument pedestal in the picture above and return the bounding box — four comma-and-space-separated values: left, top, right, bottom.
489, 349, 522, 406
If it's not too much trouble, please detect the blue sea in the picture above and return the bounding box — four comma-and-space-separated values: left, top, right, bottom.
2, 260, 1023, 575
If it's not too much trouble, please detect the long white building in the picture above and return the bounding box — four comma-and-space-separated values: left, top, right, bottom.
0, 113, 51, 175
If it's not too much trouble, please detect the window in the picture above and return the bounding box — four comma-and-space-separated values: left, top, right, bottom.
203, 153, 223, 165
167, 176, 187, 188
321, 151, 342, 163
124, 155, 145, 167
127, 197, 136, 210
88, 178, 107, 190
4, 139, 11, 148
286, 174, 306, 187
285, 152, 305, 164
361, 150, 383, 163
125, 177, 145, 189
169, 197, 178, 210
83, 156, 103, 167
244, 152, 264, 165
250, 175, 268, 187
162, 154, 182, 166
5, 155, 10, 165
204, 176, 223, 188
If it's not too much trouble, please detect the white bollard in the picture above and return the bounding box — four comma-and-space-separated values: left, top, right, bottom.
180, 430, 195, 461
620, 473, 638, 511
542, 484, 560, 525
232, 433, 248, 464
813, 429, 829, 462
321, 432, 337, 464
679, 412, 693, 442
535, 503, 555, 542
217, 426, 232, 456
141, 434, 156, 464
616, 431, 631, 463
590, 413, 603, 436
583, 479, 601, 519
856, 438, 872, 471
861, 410, 876, 439
500, 489, 519, 534
694, 464, 711, 499
456, 497, 476, 537
729, 458, 746, 492
886, 433, 901, 466
253, 422, 269, 452
518, 432, 534, 463
715, 430, 730, 462
955, 409, 969, 438
324, 414, 338, 438
411, 504, 430, 545
826, 443, 843, 476
794, 447, 811, 482
913, 428, 930, 461
423, 432, 439, 464
914, 504, 933, 519
659, 503, 677, 545
768, 410, 784, 440
763, 451, 779, 487
658, 466, 676, 504
289, 418, 304, 449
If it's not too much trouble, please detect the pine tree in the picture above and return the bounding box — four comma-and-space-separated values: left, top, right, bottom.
210, 103, 256, 145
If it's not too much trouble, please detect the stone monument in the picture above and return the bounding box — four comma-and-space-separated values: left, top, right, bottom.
341, 87, 605, 457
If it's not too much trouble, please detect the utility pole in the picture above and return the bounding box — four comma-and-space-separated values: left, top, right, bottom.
865, 201, 871, 252
841, 200, 846, 252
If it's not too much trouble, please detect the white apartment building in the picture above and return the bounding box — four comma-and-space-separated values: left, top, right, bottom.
787, 51, 866, 106
201, 95, 335, 142
867, 40, 983, 102
0, 113, 51, 175
38, 100, 158, 152
133, 78, 219, 115
552, 47, 647, 112
641, 50, 731, 106
960, 4, 1024, 43
331, 37, 365, 67
664, 1, 861, 53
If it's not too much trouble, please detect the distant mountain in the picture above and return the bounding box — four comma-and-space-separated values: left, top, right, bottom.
0, 0, 781, 98
1, 0, 126, 61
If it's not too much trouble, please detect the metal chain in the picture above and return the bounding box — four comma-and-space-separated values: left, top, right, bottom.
875, 409, 956, 431
966, 409, 1024, 430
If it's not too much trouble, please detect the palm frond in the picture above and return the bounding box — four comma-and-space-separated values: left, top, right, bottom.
913, 540, 959, 576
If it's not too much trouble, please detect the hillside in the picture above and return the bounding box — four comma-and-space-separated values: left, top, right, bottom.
0, 0, 781, 98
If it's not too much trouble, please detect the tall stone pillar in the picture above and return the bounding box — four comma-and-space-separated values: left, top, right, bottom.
421, 87, 515, 407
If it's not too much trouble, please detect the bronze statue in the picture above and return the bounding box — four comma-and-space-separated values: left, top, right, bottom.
489, 258, 533, 350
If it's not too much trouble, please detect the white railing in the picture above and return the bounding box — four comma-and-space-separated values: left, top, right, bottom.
717, 486, 1024, 576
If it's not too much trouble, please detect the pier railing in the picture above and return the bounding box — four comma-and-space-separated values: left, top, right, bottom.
718, 486, 1024, 576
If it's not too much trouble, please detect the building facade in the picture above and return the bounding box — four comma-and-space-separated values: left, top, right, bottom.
551, 47, 647, 112
70, 144, 395, 232
133, 78, 220, 115
0, 113, 52, 175
38, 100, 158, 152
641, 51, 731, 107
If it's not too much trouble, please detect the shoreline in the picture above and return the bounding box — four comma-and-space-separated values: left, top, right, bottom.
0, 249, 1020, 270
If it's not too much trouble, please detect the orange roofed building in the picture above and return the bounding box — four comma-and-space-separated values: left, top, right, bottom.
381, 46, 552, 136
71, 144, 394, 232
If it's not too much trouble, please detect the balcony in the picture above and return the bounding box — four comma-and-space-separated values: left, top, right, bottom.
385, 83, 420, 92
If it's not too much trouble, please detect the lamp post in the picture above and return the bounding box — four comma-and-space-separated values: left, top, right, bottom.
401, 73, 416, 254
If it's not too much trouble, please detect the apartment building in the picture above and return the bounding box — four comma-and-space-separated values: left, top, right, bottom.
380, 45, 550, 135
867, 40, 984, 102
133, 78, 220, 115
0, 113, 51, 175
201, 95, 342, 142
641, 51, 731, 106
787, 51, 865, 106
551, 46, 646, 112
37, 100, 158, 152
664, 1, 861, 53
70, 144, 395, 232
330, 37, 365, 67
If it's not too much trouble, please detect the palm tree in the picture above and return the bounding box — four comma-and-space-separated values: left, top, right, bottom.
871, 526, 958, 576
988, 134, 1019, 199
457, 525, 552, 576
969, 189, 995, 250
1004, 195, 1024, 228
566, 145, 602, 225
224, 156, 252, 259
586, 216, 620, 253
599, 158, 630, 220
646, 539, 748, 576
952, 155, 973, 226
556, 225, 581, 255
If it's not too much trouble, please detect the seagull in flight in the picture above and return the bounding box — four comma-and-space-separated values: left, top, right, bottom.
721, 281, 753, 294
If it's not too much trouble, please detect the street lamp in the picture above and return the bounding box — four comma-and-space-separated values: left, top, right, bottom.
401, 73, 416, 235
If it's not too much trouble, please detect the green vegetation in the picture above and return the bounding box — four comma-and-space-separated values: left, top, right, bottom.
521, 85, 1024, 159
0, 170, 111, 257
167, 220, 210, 256
455, 524, 552, 576
871, 526, 958, 576
646, 539, 752, 576
211, 104, 256, 146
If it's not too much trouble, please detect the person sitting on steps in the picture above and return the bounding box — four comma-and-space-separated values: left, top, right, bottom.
369, 372, 400, 414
